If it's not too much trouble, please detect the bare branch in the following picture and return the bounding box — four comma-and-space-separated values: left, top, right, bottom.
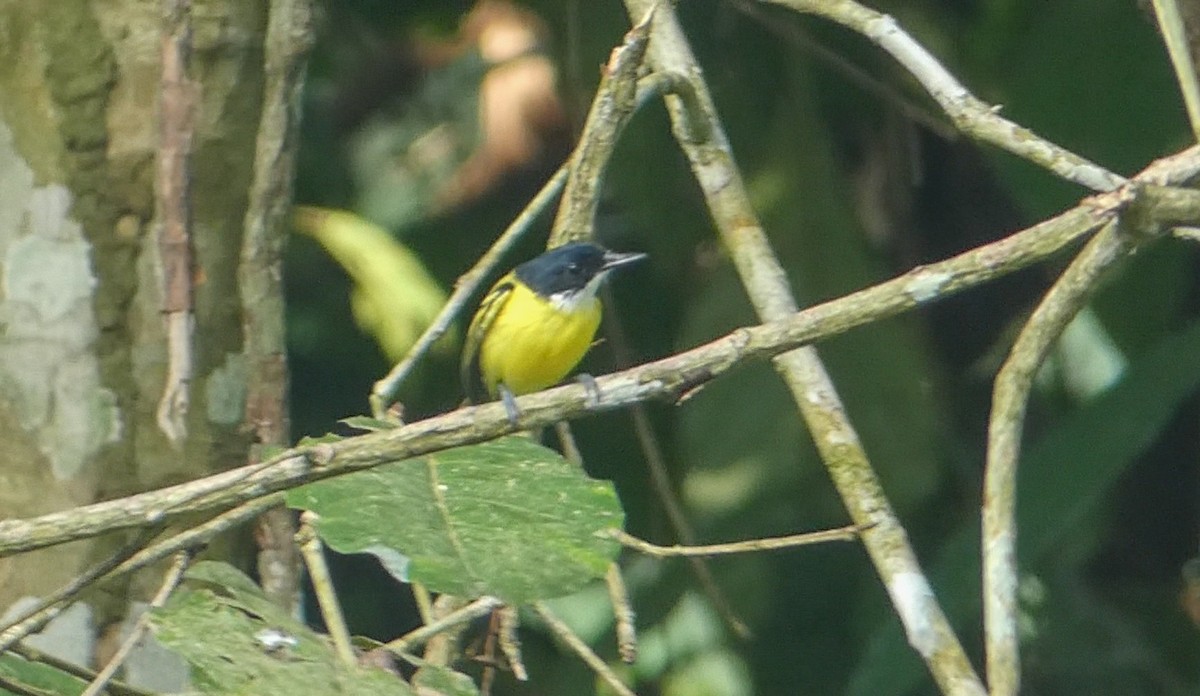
614, 526, 860, 556
296, 512, 356, 667
1152, 0, 1200, 141
385, 596, 503, 654
80, 551, 192, 696
241, 0, 315, 614
155, 0, 198, 443
6, 166, 1200, 559
370, 165, 568, 416
533, 602, 635, 696
761, 0, 1126, 192
623, 0, 983, 691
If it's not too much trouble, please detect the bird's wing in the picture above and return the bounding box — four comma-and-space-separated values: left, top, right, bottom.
460, 274, 516, 403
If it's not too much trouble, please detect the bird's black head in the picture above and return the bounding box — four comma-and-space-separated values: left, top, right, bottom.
515, 242, 646, 298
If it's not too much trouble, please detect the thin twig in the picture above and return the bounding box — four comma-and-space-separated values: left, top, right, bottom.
370, 164, 569, 416
371, 8, 671, 415
1151, 0, 1200, 142
411, 582, 434, 626
982, 222, 1136, 696
605, 563, 637, 663
548, 5, 653, 247
155, 0, 198, 443
9, 175, 1200, 557
497, 605, 527, 681
532, 602, 635, 696
80, 551, 193, 696
0, 527, 160, 652
760, 0, 1125, 192
730, 0, 957, 140
615, 526, 860, 556
602, 296, 751, 637
421, 594, 470, 668
0, 496, 279, 657
241, 0, 314, 613
6, 643, 156, 696
385, 596, 503, 654
296, 512, 356, 667
114, 495, 283, 577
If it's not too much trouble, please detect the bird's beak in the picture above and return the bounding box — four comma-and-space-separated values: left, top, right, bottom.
601, 249, 648, 271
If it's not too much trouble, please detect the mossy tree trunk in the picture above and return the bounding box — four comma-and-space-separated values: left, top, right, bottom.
0, 0, 289, 686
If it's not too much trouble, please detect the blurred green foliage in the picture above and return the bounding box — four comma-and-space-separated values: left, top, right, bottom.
288, 0, 1200, 694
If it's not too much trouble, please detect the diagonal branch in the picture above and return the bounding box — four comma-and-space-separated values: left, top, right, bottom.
981, 177, 1199, 695
760, 0, 1126, 192
622, 0, 983, 691
1, 172, 1199, 562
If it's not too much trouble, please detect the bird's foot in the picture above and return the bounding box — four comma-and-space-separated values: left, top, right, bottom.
576, 373, 601, 408
499, 386, 521, 427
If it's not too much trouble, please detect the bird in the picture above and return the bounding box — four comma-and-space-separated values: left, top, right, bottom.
461, 241, 647, 422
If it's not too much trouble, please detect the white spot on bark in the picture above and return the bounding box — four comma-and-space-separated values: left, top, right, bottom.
885, 571, 938, 657
0, 165, 119, 479
905, 270, 951, 303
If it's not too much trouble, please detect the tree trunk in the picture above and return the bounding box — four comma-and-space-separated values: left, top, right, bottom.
0, 0, 293, 687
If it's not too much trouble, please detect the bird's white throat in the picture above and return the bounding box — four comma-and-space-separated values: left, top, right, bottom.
547, 272, 607, 312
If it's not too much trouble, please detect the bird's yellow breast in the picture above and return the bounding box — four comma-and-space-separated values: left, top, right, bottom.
476, 282, 602, 397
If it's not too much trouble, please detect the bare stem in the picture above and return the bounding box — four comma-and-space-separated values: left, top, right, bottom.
760, 0, 1125, 192
615, 526, 859, 556
606, 563, 638, 663
623, 1, 985, 691
1151, 0, 1200, 141
533, 602, 635, 696
983, 222, 1135, 696
80, 551, 193, 696
296, 512, 356, 667
10, 170, 1200, 558
384, 596, 503, 654
240, 0, 314, 613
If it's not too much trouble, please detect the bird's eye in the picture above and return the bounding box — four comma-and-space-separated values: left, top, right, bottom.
567, 262, 581, 274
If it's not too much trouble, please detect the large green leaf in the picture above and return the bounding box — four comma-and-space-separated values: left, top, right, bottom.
848, 319, 1200, 695
286, 436, 624, 604
0, 653, 87, 696
150, 561, 413, 696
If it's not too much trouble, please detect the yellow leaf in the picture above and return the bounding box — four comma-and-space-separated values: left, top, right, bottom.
293, 206, 453, 361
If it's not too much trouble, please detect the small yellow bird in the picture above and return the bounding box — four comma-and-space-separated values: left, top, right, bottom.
461, 242, 646, 419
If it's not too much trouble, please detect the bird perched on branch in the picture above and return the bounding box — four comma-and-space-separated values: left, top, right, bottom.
461, 242, 646, 421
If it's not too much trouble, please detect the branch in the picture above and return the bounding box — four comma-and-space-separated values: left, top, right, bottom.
548, 7, 653, 246
369, 165, 568, 416
5, 169, 1200, 558
155, 0, 199, 443
614, 526, 860, 556
532, 602, 635, 696
240, 0, 314, 613
623, 0, 984, 691
979, 177, 1199, 694
761, 0, 1126, 192
1151, 0, 1200, 141
80, 551, 192, 696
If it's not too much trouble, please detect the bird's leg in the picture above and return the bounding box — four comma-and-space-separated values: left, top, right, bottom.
575, 373, 601, 408
499, 385, 521, 427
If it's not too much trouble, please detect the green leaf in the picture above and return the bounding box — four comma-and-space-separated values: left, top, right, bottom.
292, 207, 453, 362
848, 319, 1200, 696
0, 653, 87, 696
150, 561, 413, 696
287, 436, 623, 604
